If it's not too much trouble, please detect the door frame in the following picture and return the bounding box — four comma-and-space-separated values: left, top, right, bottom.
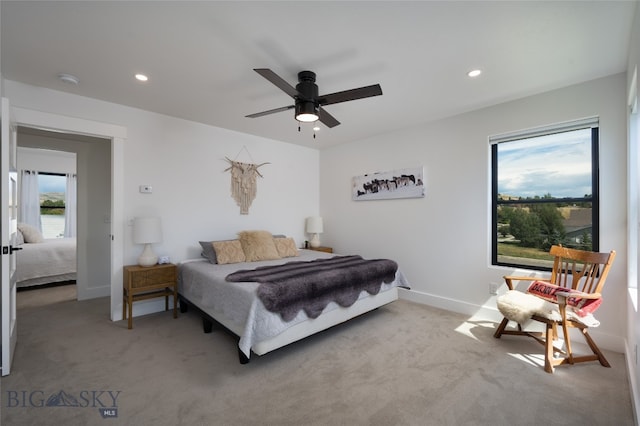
12, 106, 126, 321
2, 97, 18, 376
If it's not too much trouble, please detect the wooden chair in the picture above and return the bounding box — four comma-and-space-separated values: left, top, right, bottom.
493, 245, 616, 373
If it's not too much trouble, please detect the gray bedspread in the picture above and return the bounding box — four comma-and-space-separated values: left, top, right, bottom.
226, 255, 398, 321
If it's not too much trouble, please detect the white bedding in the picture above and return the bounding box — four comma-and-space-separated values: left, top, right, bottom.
16, 238, 77, 288
178, 249, 409, 359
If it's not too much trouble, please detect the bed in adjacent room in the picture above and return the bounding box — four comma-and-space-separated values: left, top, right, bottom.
178, 232, 409, 363
16, 237, 77, 288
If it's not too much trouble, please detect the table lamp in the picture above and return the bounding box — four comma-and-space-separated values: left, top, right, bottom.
305, 216, 323, 248
133, 216, 162, 267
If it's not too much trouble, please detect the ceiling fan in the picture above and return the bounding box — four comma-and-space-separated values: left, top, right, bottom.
246, 68, 383, 128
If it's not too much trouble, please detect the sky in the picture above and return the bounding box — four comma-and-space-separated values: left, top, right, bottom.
497, 128, 592, 199
38, 174, 66, 193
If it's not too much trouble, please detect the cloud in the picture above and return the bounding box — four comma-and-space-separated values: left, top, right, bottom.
498, 129, 592, 198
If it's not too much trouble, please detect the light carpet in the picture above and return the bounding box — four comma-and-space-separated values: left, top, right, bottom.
1, 286, 634, 425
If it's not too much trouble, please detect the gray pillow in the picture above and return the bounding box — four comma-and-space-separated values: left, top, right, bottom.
199, 241, 218, 264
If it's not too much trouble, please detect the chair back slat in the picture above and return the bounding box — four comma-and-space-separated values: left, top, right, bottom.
549, 245, 616, 295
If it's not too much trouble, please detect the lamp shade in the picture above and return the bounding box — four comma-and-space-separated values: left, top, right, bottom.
305, 216, 323, 234
133, 217, 162, 244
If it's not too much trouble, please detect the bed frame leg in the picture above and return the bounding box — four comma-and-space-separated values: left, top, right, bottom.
179, 297, 189, 314
239, 348, 250, 364
203, 318, 213, 333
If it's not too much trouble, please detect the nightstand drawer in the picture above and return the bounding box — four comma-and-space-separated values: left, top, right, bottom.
129, 266, 175, 288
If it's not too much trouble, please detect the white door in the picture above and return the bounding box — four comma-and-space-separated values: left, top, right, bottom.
1, 97, 19, 376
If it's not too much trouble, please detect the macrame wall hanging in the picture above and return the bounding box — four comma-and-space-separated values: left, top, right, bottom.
224, 146, 270, 215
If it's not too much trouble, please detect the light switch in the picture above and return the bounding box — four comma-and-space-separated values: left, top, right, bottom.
139, 185, 153, 194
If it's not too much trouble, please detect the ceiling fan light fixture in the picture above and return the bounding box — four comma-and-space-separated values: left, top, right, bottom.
295, 101, 319, 123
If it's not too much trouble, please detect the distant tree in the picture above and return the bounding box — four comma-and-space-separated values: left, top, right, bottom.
507, 208, 542, 247
41, 199, 65, 215
531, 203, 565, 250
580, 231, 593, 251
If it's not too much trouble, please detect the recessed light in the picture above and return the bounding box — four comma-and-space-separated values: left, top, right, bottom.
135, 73, 149, 82
313, 125, 320, 131
467, 69, 482, 78
58, 73, 79, 85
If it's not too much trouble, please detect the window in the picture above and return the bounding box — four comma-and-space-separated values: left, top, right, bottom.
491, 118, 599, 271
39, 173, 66, 238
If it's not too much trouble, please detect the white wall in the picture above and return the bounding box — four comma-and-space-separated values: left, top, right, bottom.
5, 80, 320, 261
320, 73, 628, 352
4, 79, 320, 317
17, 147, 77, 174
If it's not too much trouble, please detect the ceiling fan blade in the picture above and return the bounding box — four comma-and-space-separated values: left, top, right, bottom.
318, 84, 383, 106
318, 107, 340, 128
246, 105, 294, 118
254, 68, 300, 99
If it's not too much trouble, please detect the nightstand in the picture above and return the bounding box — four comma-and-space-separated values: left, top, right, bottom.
123, 263, 178, 329
309, 246, 333, 253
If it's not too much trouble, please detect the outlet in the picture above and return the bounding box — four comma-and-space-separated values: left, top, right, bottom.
489, 282, 499, 295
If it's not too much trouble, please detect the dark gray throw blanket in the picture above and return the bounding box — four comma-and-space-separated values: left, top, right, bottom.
225, 255, 398, 322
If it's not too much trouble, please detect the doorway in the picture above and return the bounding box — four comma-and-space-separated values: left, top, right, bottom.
10, 105, 126, 322
16, 126, 110, 303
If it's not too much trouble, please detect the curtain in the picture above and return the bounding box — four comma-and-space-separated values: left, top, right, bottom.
64, 173, 77, 238
20, 170, 42, 231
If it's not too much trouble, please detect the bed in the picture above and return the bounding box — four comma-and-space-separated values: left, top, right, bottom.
178, 244, 409, 364
16, 238, 77, 288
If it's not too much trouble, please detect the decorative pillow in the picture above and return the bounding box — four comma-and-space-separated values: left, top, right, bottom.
212, 240, 246, 264
17, 223, 44, 243
527, 280, 602, 317
237, 230, 281, 262
274, 237, 299, 258
15, 229, 24, 245
200, 241, 219, 264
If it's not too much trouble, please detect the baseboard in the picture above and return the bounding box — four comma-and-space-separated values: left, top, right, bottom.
398, 288, 626, 353
76, 285, 110, 301
398, 288, 503, 322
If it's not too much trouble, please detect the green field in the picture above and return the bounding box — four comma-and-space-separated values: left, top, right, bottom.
497, 242, 554, 261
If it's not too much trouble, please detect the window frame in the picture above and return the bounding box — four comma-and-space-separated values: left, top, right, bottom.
490, 120, 600, 271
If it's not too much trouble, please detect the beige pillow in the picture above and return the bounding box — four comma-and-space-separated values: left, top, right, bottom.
212, 240, 246, 264
17, 223, 44, 243
274, 237, 299, 258
238, 230, 281, 262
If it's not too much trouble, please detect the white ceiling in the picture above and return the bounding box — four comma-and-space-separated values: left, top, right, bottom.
1, 1, 636, 149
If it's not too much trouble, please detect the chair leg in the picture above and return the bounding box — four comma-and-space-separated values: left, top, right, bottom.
561, 321, 574, 365
494, 317, 510, 338
581, 328, 611, 368
544, 323, 555, 373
